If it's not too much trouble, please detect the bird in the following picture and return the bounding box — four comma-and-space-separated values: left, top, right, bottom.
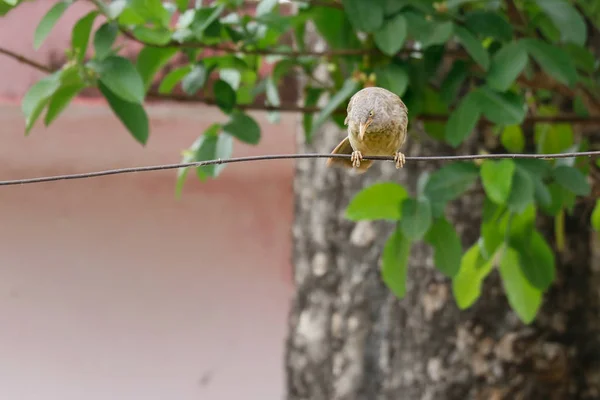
326, 86, 408, 173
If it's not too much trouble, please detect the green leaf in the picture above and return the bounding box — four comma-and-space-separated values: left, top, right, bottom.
342, 0, 384, 32
464, 10, 513, 41
513, 230, 555, 291
523, 39, 578, 87
452, 244, 494, 309
454, 26, 489, 70
420, 20, 454, 48
44, 83, 84, 126
425, 218, 462, 278
127, 0, 170, 27
373, 13, 407, 56
257, 0, 278, 16
98, 81, 149, 145
475, 87, 526, 125
375, 63, 409, 97
213, 79, 237, 114
424, 162, 479, 205
181, 64, 207, 95
534, 0, 587, 45
499, 247, 542, 324
265, 77, 280, 107
21, 72, 61, 134
194, 130, 219, 180
159, 65, 192, 94
400, 197, 432, 240
481, 159, 516, 205
311, 6, 361, 50
222, 110, 261, 145
552, 165, 591, 196
71, 11, 98, 61
381, 226, 411, 299
93, 56, 145, 104
592, 200, 600, 231
310, 79, 359, 140
440, 61, 468, 105
500, 125, 525, 152
487, 41, 528, 92
507, 168, 535, 213
564, 44, 596, 73
302, 87, 323, 140
445, 91, 481, 147
136, 47, 178, 90
93, 22, 118, 59
345, 182, 408, 221
175, 0, 189, 12
220, 69, 242, 91
132, 26, 172, 45
535, 121, 574, 155
34, 1, 70, 49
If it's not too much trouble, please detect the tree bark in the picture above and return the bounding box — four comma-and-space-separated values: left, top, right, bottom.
285, 104, 600, 400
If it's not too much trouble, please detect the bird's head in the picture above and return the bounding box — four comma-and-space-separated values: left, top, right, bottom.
349, 106, 377, 141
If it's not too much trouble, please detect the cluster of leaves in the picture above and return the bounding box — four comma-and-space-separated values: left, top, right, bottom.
345, 154, 595, 323
5, 0, 600, 323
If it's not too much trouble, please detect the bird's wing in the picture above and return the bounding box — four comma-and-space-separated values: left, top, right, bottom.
344, 93, 355, 126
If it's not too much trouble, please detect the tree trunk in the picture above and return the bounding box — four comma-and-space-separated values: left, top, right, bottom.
285, 110, 600, 399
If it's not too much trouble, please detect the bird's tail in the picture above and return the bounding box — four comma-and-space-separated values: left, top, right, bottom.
326, 137, 371, 173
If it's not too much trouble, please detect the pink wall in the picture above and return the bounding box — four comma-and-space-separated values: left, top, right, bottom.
0, 2, 295, 399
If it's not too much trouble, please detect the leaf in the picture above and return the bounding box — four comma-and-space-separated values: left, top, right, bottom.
534, 0, 587, 45
535, 121, 574, 155
464, 10, 513, 41
194, 130, 219, 180
342, 0, 384, 32
93, 56, 145, 104
213, 79, 236, 114
481, 159, 516, 205
452, 244, 495, 309
21, 72, 61, 134
312, 6, 361, 50
507, 168, 535, 213
44, 83, 84, 126
552, 165, 591, 196
424, 162, 479, 205
523, 39, 578, 87
222, 110, 261, 145
256, 0, 277, 16
454, 26, 490, 70
220, 69, 242, 90
375, 63, 409, 96
132, 26, 172, 45
564, 44, 596, 73
310, 79, 359, 140
98, 81, 149, 145
127, 0, 170, 27
501, 125, 525, 152
421, 20, 454, 48
425, 218, 462, 278
302, 87, 323, 140
214, 132, 234, 176
34, 1, 70, 49
136, 47, 178, 90
265, 77, 280, 107
499, 247, 542, 324
345, 182, 408, 221
440, 61, 468, 105
487, 41, 528, 92
159, 65, 192, 94
94, 22, 118, 59
381, 226, 412, 299
592, 200, 600, 231
400, 197, 432, 240
71, 11, 98, 61
373, 13, 407, 55
513, 230, 555, 291
180, 64, 207, 95
475, 87, 527, 125
445, 91, 481, 147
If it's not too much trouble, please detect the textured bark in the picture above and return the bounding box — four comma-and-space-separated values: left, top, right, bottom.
285, 107, 600, 400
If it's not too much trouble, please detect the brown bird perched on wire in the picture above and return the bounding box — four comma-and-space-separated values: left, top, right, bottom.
326, 86, 408, 173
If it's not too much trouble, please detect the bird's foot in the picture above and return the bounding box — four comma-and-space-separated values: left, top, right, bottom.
351, 151, 363, 168
394, 152, 406, 169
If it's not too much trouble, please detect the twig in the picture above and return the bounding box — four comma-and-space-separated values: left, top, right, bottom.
0, 47, 54, 73
1, 151, 599, 187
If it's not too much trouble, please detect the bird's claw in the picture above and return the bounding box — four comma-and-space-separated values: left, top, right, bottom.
351, 151, 363, 168
394, 152, 406, 169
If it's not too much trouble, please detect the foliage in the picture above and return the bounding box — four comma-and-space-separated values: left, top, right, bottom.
4, 0, 600, 324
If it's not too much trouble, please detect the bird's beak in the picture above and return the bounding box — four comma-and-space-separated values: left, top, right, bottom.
359, 120, 370, 141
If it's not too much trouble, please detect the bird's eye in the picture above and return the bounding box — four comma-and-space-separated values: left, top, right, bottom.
368, 111, 374, 117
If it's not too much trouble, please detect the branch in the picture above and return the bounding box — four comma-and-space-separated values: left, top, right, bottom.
1, 151, 599, 187
2, 46, 600, 125
148, 92, 600, 124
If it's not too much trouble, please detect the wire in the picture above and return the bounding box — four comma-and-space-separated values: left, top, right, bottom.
1, 151, 599, 187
